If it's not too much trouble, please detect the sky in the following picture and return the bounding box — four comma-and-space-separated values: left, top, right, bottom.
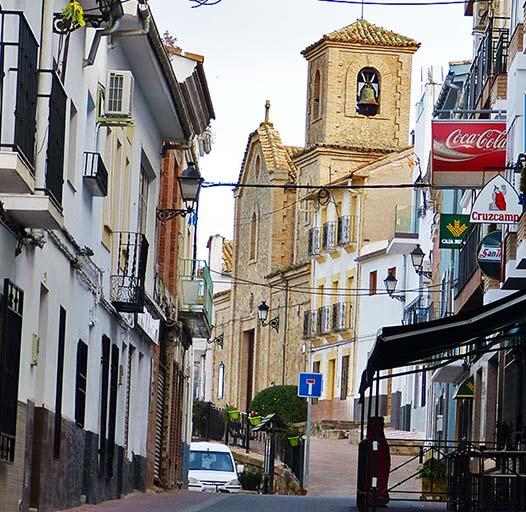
149, 0, 473, 260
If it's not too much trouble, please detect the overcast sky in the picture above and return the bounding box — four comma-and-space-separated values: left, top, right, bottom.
149, 0, 473, 260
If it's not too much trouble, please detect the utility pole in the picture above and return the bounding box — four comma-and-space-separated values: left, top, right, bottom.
303, 342, 313, 488
281, 281, 289, 385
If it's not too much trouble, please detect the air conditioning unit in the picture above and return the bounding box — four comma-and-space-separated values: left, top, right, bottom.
105, 71, 134, 118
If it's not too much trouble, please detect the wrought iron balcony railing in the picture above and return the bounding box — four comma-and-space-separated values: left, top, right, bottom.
457, 224, 481, 295
308, 227, 321, 256
322, 222, 337, 252
332, 302, 352, 332
178, 259, 213, 338
337, 216, 358, 246
110, 232, 149, 313
83, 151, 108, 196
0, 11, 38, 169
303, 310, 318, 339
318, 305, 331, 335
462, 17, 509, 110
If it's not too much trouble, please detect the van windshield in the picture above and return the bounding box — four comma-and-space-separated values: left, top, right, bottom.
189, 450, 234, 472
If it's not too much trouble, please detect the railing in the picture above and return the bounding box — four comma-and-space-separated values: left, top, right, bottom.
303, 310, 318, 339
46, 72, 67, 205
178, 259, 213, 338
110, 232, 149, 313
462, 17, 509, 110
457, 224, 481, 295
83, 151, 108, 196
333, 302, 352, 332
318, 305, 331, 335
403, 296, 437, 325
308, 227, 321, 256
0, 11, 38, 168
337, 216, 358, 246
322, 221, 337, 252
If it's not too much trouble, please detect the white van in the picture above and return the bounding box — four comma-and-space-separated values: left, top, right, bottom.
188, 441, 243, 493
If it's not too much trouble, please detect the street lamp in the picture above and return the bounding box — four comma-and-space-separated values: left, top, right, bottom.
207, 334, 224, 349
156, 162, 204, 222
384, 272, 405, 302
257, 301, 279, 332
410, 244, 432, 279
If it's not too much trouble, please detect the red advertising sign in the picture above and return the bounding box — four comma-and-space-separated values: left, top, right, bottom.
432, 120, 507, 187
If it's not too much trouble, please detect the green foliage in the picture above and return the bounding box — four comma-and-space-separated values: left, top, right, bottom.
238, 469, 262, 491
61, 1, 86, 29
192, 400, 209, 438
418, 457, 447, 482
249, 385, 307, 424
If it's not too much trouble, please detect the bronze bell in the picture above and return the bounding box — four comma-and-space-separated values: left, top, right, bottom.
357, 83, 379, 116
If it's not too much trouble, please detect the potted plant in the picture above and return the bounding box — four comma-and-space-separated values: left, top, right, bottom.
248, 410, 261, 426
60, 1, 86, 31
225, 406, 240, 421
287, 435, 300, 447
418, 457, 448, 500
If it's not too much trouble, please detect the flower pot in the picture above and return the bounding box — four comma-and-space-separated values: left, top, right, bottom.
288, 436, 300, 447
227, 409, 240, 421
249, 416, 261, 426
421, 477, 447, 500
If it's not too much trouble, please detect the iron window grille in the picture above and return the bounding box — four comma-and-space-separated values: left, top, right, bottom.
110, 232, 149, 313
308, 227, 321, 256
83, 151, 108, 197
332, 302, 351, 332
46, 73, 67, 205
337, 216, 357, 246
322, 222, 337, 252
0, 11, 38, 168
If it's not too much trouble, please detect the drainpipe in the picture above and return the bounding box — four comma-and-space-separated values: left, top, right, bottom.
111, 4, 151, 38
35, 0, 54, 190
84, 15, 122, 67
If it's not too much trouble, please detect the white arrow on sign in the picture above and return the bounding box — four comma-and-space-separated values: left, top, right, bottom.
306, 378, 315, 395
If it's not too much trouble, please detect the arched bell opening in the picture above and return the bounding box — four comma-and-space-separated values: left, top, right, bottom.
356, 67, 380, 117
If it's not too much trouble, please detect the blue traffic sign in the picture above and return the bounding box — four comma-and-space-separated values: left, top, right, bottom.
298, 372, 323, 398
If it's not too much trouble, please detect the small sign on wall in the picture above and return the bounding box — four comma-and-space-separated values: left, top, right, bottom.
439, 214, 470, 249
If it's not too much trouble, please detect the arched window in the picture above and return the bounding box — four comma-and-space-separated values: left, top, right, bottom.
255, 155, 261, 179
250, 212, 258, 260
356, 67, 380, 117
312, 70, 321, 120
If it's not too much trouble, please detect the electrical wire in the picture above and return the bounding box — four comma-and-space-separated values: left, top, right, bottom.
203, 181, 429, 190
320, 0, 484, 5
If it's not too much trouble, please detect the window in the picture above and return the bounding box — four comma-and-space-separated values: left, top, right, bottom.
340, 355, 350, 400
369, 271, 377, 295
75, 340, 88, 427
123, 345, 135, 457
356, 67, 380, 117
99, 336, 110, 475
0, 280, 24, 463
53, 307, 67, 458
312, 70, 321, 120
138, 165, 150, 234
249, 212, 258, 260
190, 450, 234, 472
255, 155, 261, 179
218, 363, 225, 400
327, 359, 336, 400
421, 368, 427, 407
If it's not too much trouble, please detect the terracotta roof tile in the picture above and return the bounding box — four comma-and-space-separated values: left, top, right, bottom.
222, 239, 233, 274
303, 19, 420, 54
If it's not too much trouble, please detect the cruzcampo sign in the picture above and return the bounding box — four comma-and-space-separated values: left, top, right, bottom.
470, 175, 521, 225
439, 214, 470, 249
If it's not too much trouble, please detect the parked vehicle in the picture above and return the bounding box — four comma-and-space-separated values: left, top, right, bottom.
188, 442, 243, 493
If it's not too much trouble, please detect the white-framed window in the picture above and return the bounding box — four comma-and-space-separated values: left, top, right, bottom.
217, 362, 225, 400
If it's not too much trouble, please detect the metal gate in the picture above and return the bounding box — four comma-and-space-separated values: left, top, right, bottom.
154, 363, 166, 482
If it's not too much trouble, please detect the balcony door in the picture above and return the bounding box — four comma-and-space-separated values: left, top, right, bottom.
241, 329, 255, 411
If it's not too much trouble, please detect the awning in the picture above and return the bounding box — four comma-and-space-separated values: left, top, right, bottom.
453, 376, 475, 399
359, 289, 526, 396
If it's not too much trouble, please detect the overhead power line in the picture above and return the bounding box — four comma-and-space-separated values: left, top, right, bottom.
203, 181, 430, 190
320, 0, 481, 6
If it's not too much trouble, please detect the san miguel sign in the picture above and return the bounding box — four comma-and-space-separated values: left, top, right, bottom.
432, 120, 507, 187
470, 175, 521, 225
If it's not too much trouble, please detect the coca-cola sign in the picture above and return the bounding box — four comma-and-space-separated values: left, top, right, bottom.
432, 120, 507, 187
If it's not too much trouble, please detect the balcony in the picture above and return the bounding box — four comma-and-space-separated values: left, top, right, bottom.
332, 302, 352, 333
322, 222, 337, 253
456, 224, 481, 295
403, 297, 440, 325
83, 152, 109, 197
318, 305, 331, 335
462, 17, 509, 110
308, 227, 321, 256
0, 11, 38, 194
0, 194, 63, 229
337, 216, 358, 248
178, 259, 213, 338
110, 232, 149, 313
303, 310, 318, 339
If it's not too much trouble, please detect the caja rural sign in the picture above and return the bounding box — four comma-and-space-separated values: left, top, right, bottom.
470, 175, 521, 225
439, 214, 470, 249
432, 120, 507, 187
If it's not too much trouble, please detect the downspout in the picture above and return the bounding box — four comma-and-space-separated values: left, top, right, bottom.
84, 15, 121, 67
111, 4, 151, 38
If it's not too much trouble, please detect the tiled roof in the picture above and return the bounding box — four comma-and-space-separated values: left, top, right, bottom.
293, 142, 400, 160
222, 239, 233, 274
238, 122, 298, 185
303, 19, 420, 54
